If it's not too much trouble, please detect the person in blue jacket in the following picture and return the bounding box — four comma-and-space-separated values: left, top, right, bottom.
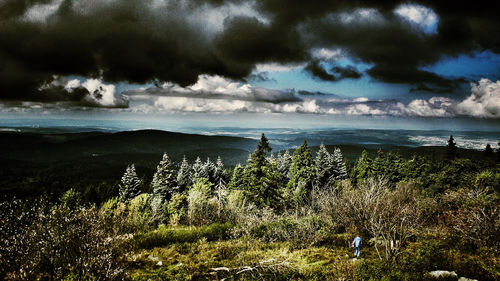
352, 236, 362, 257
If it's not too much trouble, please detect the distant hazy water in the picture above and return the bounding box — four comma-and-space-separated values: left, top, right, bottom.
1, 116, 498, 151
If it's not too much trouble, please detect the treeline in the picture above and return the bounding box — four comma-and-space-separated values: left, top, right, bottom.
114, 134, 499, 226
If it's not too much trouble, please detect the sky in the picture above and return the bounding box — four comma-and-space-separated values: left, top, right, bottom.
0, 0, 500, 129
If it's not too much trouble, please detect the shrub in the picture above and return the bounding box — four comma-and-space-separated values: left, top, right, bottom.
0, 198, 127, 280
167, 193, 188, 226
128, 193, 153, 231
132, 223, 233, 249
442, 187, 499, 251
187, 179, 219, 226
60, 188, 83, 208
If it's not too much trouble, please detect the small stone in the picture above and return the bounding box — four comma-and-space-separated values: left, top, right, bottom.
458, 277, 477, 281
427, 270, 458, 279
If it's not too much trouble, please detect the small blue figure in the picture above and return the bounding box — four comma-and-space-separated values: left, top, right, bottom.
352, 236, 362, 258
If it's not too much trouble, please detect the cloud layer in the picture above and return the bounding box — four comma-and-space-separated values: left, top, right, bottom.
1, 0, 500, 103
121, 76, 500, 119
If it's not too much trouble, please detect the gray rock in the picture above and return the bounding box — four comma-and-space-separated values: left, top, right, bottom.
458, 277, 477, 281
427, 270, 458, 279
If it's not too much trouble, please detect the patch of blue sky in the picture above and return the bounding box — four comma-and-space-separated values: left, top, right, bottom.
252, 64, 413, 101
421, 50, 500, 81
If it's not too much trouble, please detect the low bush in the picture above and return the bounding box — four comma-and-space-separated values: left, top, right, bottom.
132, 222, 233, 249
0, 198, 127, 280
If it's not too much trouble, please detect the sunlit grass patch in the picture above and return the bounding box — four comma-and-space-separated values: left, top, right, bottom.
127, 238, 360, 280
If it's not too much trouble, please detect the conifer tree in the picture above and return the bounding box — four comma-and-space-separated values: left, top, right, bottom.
244, 133, 271, 181
332, 147, 348, 180
371, 149, 386, 176
177, 156, 192, 191
445, 135, 458, 160
315, 144, 333, 188
213, 156, 227, 185
276, 150, 292, 179
151, 153, 178, 202
203, 158, 217, 184
485, 144, 494, 157
350, 150, 372, 185
228, 163, 245, 190
242, 133, 281, 208
384, 152, 404, 183
192, 157, 205, 182
286, 140, 316, 205
151, 153, 177, 224
119, 164, 142, 202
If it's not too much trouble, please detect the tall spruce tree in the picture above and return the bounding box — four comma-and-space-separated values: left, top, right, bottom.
213, 156, 226, 185
445, 135, 458, 160
350, 150, 372, 185
151, 153, 178, 202
119, 164, 142, 202
485, 144, 494, 157
315, 144, 333, 188
192, 157, 205, 182
203, 158, 217, 184
177, 156, 192, 191
242, 133, 281, 208
286, 140, 316, 205
228, 163, 245, 190
276, 150, 292, 179
332, 147, 348, 180
371, 149, 386, 176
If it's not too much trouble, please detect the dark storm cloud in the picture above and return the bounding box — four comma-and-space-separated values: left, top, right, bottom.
246, 72, 276, 83
304, 61, 362, 81
304, 61, 337, 81
331, 65, 362, 79
0, 0, 499, 104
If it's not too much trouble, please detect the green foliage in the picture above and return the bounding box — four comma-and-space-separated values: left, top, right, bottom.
213, 156, 227, 185
276, 150, 292, 180
0, 198, 127, 280
151, 153, 178, 202
167, 193, 188, 226
247, 215, 330, 246
191, 157, 206, 182
176, 156, 192, 192
119, 164, 142, 202
286, 141, 316, 207
314, 144, 333, 188
332, 147, 348, 180
423, 159, 479, 195
241, 134, 282, 209
475, 170, 500, 191
100, 196, 121, 219
128, 193, 153, 231
132, 223, 233, 249
228, 163, 245, 190
187, 178, 218, 226
401, 155, 432, 182
350, 150, 372, 185
60, 188, 83, 208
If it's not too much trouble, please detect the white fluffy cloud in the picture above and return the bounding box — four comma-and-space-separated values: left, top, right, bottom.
339, 8, 384, 25
37, 76, 128, 108
254, 63, 306, 73
126, 74, 300, 103
310, 48, 344, 61
456, 79, 500, 118
394, 4, 438, 33
125, 76, 500, 118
